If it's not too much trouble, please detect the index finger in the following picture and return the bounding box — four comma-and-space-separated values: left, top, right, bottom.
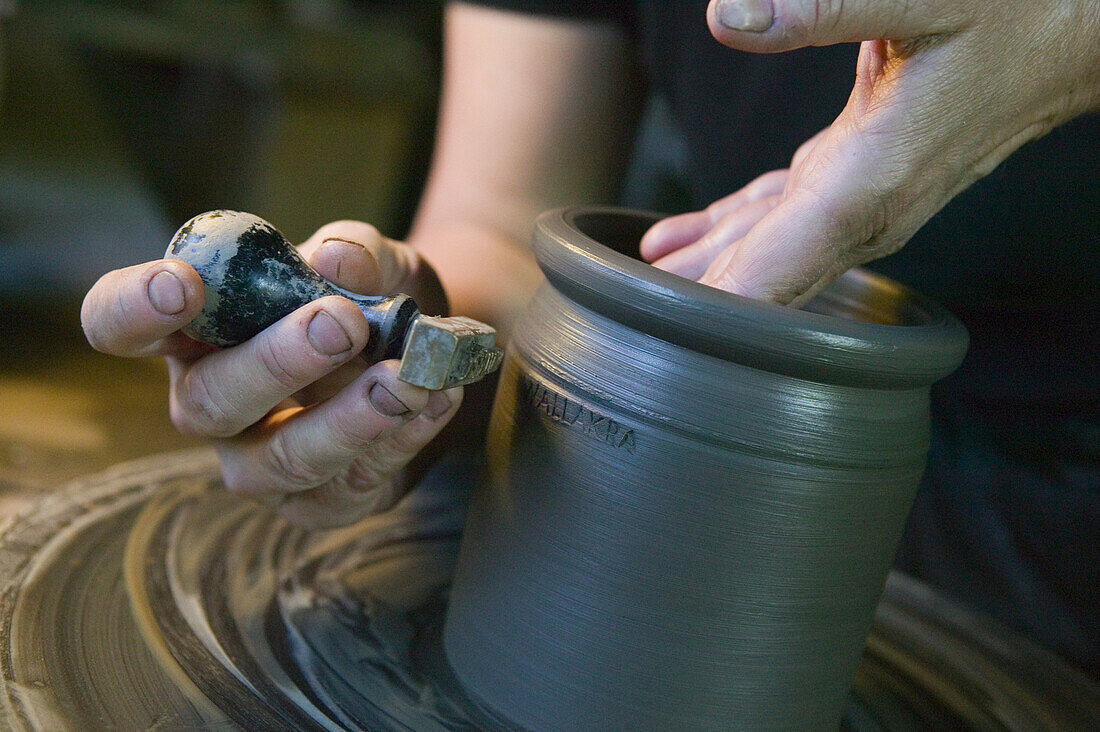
81, 260, 207, 358
299, 221, 441, 310
299, 220, 421, 295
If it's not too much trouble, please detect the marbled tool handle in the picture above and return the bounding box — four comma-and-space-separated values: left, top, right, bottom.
165, 210, 419, 363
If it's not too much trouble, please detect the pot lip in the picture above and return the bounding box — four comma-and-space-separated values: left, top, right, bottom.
533, 206, 969, 388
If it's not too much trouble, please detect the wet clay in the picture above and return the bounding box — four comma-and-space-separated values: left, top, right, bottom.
1, 451, 1098, 730
0, 450, 486, 731
443, 207, 971, 730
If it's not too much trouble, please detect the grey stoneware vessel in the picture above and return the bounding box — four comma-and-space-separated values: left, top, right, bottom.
443, 206, 970, 731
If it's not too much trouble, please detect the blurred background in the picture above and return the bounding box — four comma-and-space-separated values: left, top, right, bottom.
0, 0, 445, 509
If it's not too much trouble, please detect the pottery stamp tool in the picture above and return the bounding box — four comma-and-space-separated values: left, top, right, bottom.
166, 210, 502, 390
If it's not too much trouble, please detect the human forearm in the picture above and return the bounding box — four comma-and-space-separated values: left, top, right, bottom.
408, 216, 543, 340
405, 2, 642, 340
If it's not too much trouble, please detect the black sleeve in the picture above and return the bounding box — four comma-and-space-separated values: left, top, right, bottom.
450, 0, 635, 28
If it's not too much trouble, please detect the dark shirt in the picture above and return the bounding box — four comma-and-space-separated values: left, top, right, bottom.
459, 0, 1100, 673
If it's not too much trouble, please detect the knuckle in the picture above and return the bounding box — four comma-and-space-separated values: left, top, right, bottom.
339, 472, 406, 516
256, 336, 312, 392
347, 453, 391, 488
845, 184, 910, 262
703, 200, 725, 224
344, 455, 392, 492
809, 0, 847, 36
387, 423, 431, 456
263, 430, 324, 491
218, 461, 255, 497
168, 400, 198, 437
851, 230, 907, 264
175, 369, 239, 437
860, 191, 891, 244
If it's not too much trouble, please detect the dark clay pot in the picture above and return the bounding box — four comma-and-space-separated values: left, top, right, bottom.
443, 207, 969, 731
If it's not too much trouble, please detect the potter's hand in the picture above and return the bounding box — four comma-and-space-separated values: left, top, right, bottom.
641, 0, 1100, 306
81, 221, 462, 529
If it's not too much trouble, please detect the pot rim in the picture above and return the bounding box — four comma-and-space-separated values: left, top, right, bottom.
533, 206, 969, 388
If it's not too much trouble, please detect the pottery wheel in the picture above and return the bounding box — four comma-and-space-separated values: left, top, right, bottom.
0, 450, 1097, 731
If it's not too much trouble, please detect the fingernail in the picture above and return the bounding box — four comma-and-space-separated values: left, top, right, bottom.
424, 389, 452, 420
320, 237, 380, 287
715, 0, 773, 32
148, 270, 186, 315
321, 237, 365, 255
369, 382, 412, 418
307, 310, 353, 355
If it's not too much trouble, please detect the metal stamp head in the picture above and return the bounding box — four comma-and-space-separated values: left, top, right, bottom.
398, 316, 502, 390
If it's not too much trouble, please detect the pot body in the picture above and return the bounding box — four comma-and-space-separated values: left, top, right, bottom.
443, 207, 968, 730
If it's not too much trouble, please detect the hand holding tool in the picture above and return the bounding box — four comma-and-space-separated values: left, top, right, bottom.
166, 210, 502, 390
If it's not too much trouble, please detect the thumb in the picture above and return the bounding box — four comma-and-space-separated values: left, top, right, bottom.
706, 0, 970, 51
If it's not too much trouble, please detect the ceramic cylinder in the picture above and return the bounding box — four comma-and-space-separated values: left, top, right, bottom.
443, 207, 968, 730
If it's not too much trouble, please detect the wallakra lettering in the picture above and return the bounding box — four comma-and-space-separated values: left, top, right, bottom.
521, 376, 636, 454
